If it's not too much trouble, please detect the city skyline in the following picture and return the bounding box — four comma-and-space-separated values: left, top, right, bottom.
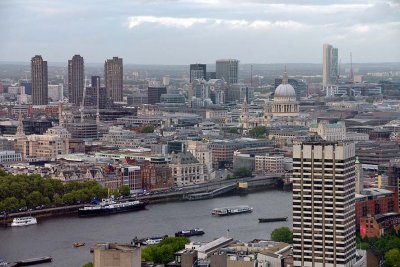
0, 0, 399, 64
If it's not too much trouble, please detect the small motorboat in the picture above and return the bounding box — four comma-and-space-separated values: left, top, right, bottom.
73, 242, 85, 248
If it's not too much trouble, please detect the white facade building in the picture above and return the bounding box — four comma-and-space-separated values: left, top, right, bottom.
0, 151, 22, 163
309, 121, 346, 141
255, 154, 284, 174
169, 151, 207, 186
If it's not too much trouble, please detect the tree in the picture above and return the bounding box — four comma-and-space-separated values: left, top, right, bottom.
249, 126, 267, 138
0, 170, 109, 212
141, 124, 154, 133
233, 167, 252, 178
119, 185, 131, 197
26, 191, 44, 208
82, 262, 93, 267
385, 248, 400, 267
0, 197, 20, 211
142, 237, 189, 265
227, 128, 239, 134
271, 227, 293, 244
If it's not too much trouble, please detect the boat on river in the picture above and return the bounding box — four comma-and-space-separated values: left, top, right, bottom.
73, 242, 85, 248
10, 217, 37, 227
175, 228, 205, 237
15, 256, 52, 266
211, 206, 253, 216
258, 217, 288, 223
78, 198, 147, 217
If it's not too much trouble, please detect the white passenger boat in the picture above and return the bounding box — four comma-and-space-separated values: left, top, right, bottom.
212, 205, 253, 216
10, 216, 37, 227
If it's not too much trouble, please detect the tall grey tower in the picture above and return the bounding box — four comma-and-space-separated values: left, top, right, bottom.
216, 59, 239, 84
292, 140, 357, 267
68, 55, 84, 106
104, 57, 123, 102
322, 44, 338, 86
190, 63, 206, 83
31, 55, 48, 105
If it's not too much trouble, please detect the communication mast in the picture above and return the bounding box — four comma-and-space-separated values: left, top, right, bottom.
350, 52, 354, 83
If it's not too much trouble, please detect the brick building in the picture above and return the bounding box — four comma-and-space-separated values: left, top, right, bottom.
141, 160, 173, 191
360, 213, 400, 238
355, 188, 398, 226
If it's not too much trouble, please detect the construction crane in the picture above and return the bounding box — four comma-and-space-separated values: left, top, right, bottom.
96, 76, 100, 124
80, 86, 87, 123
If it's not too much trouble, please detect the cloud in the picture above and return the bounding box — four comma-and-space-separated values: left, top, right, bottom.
127, 16, 305, 30
127, 16, 208, 28
353, 24, 370, 33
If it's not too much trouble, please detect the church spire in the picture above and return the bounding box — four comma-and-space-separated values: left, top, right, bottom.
282, 65, 288, 85
58, 102, 65, 127
16, 111, 25, 136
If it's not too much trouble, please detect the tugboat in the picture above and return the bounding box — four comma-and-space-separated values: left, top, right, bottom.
10, 217, 37, 227
211, 206, 253, 216
175, 228, 205, 237
78, 198, 147, 217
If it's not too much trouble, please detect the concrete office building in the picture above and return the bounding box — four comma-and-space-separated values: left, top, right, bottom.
292, 141, 358, 267
93, 243, 141, 267
31, 55, 48, 105
48, 84, 63, 102
68, 55, 84, 105
190, 63, 207, 82
322, 44, 338, 86
105, 57, 123, 102
216, 59, 239, 84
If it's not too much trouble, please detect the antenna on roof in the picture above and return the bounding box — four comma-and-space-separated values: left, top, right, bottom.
250, 64, 253, 87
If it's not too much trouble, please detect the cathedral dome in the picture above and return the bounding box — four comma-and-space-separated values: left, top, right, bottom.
273, 67, 296, 99
274, 83, 296, 97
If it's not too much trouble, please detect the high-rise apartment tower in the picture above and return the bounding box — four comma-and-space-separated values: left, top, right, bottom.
104, 57, 123, 102
68, 55, 84, 105
31, 55, 48, 105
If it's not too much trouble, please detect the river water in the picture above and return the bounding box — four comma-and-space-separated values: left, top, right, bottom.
0, 190, 292, 267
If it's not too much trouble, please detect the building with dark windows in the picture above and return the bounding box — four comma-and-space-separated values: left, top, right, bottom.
84, 86, 108, 109
68, 55, 84, 105
292, 140, 358, 267
190, 63, 207, 83
31, 55, 48, 105
19, 80, 32, 95
147, 86, 167, 105
216, 59, 239, 84
105, 57, 123, 102
91, 76, 100, 87
206, 71, 216, 81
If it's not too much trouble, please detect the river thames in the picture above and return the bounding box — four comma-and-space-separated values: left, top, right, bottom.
0, 190, 292, 267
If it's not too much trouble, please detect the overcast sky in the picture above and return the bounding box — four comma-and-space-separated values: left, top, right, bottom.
0, 0, 399, 64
